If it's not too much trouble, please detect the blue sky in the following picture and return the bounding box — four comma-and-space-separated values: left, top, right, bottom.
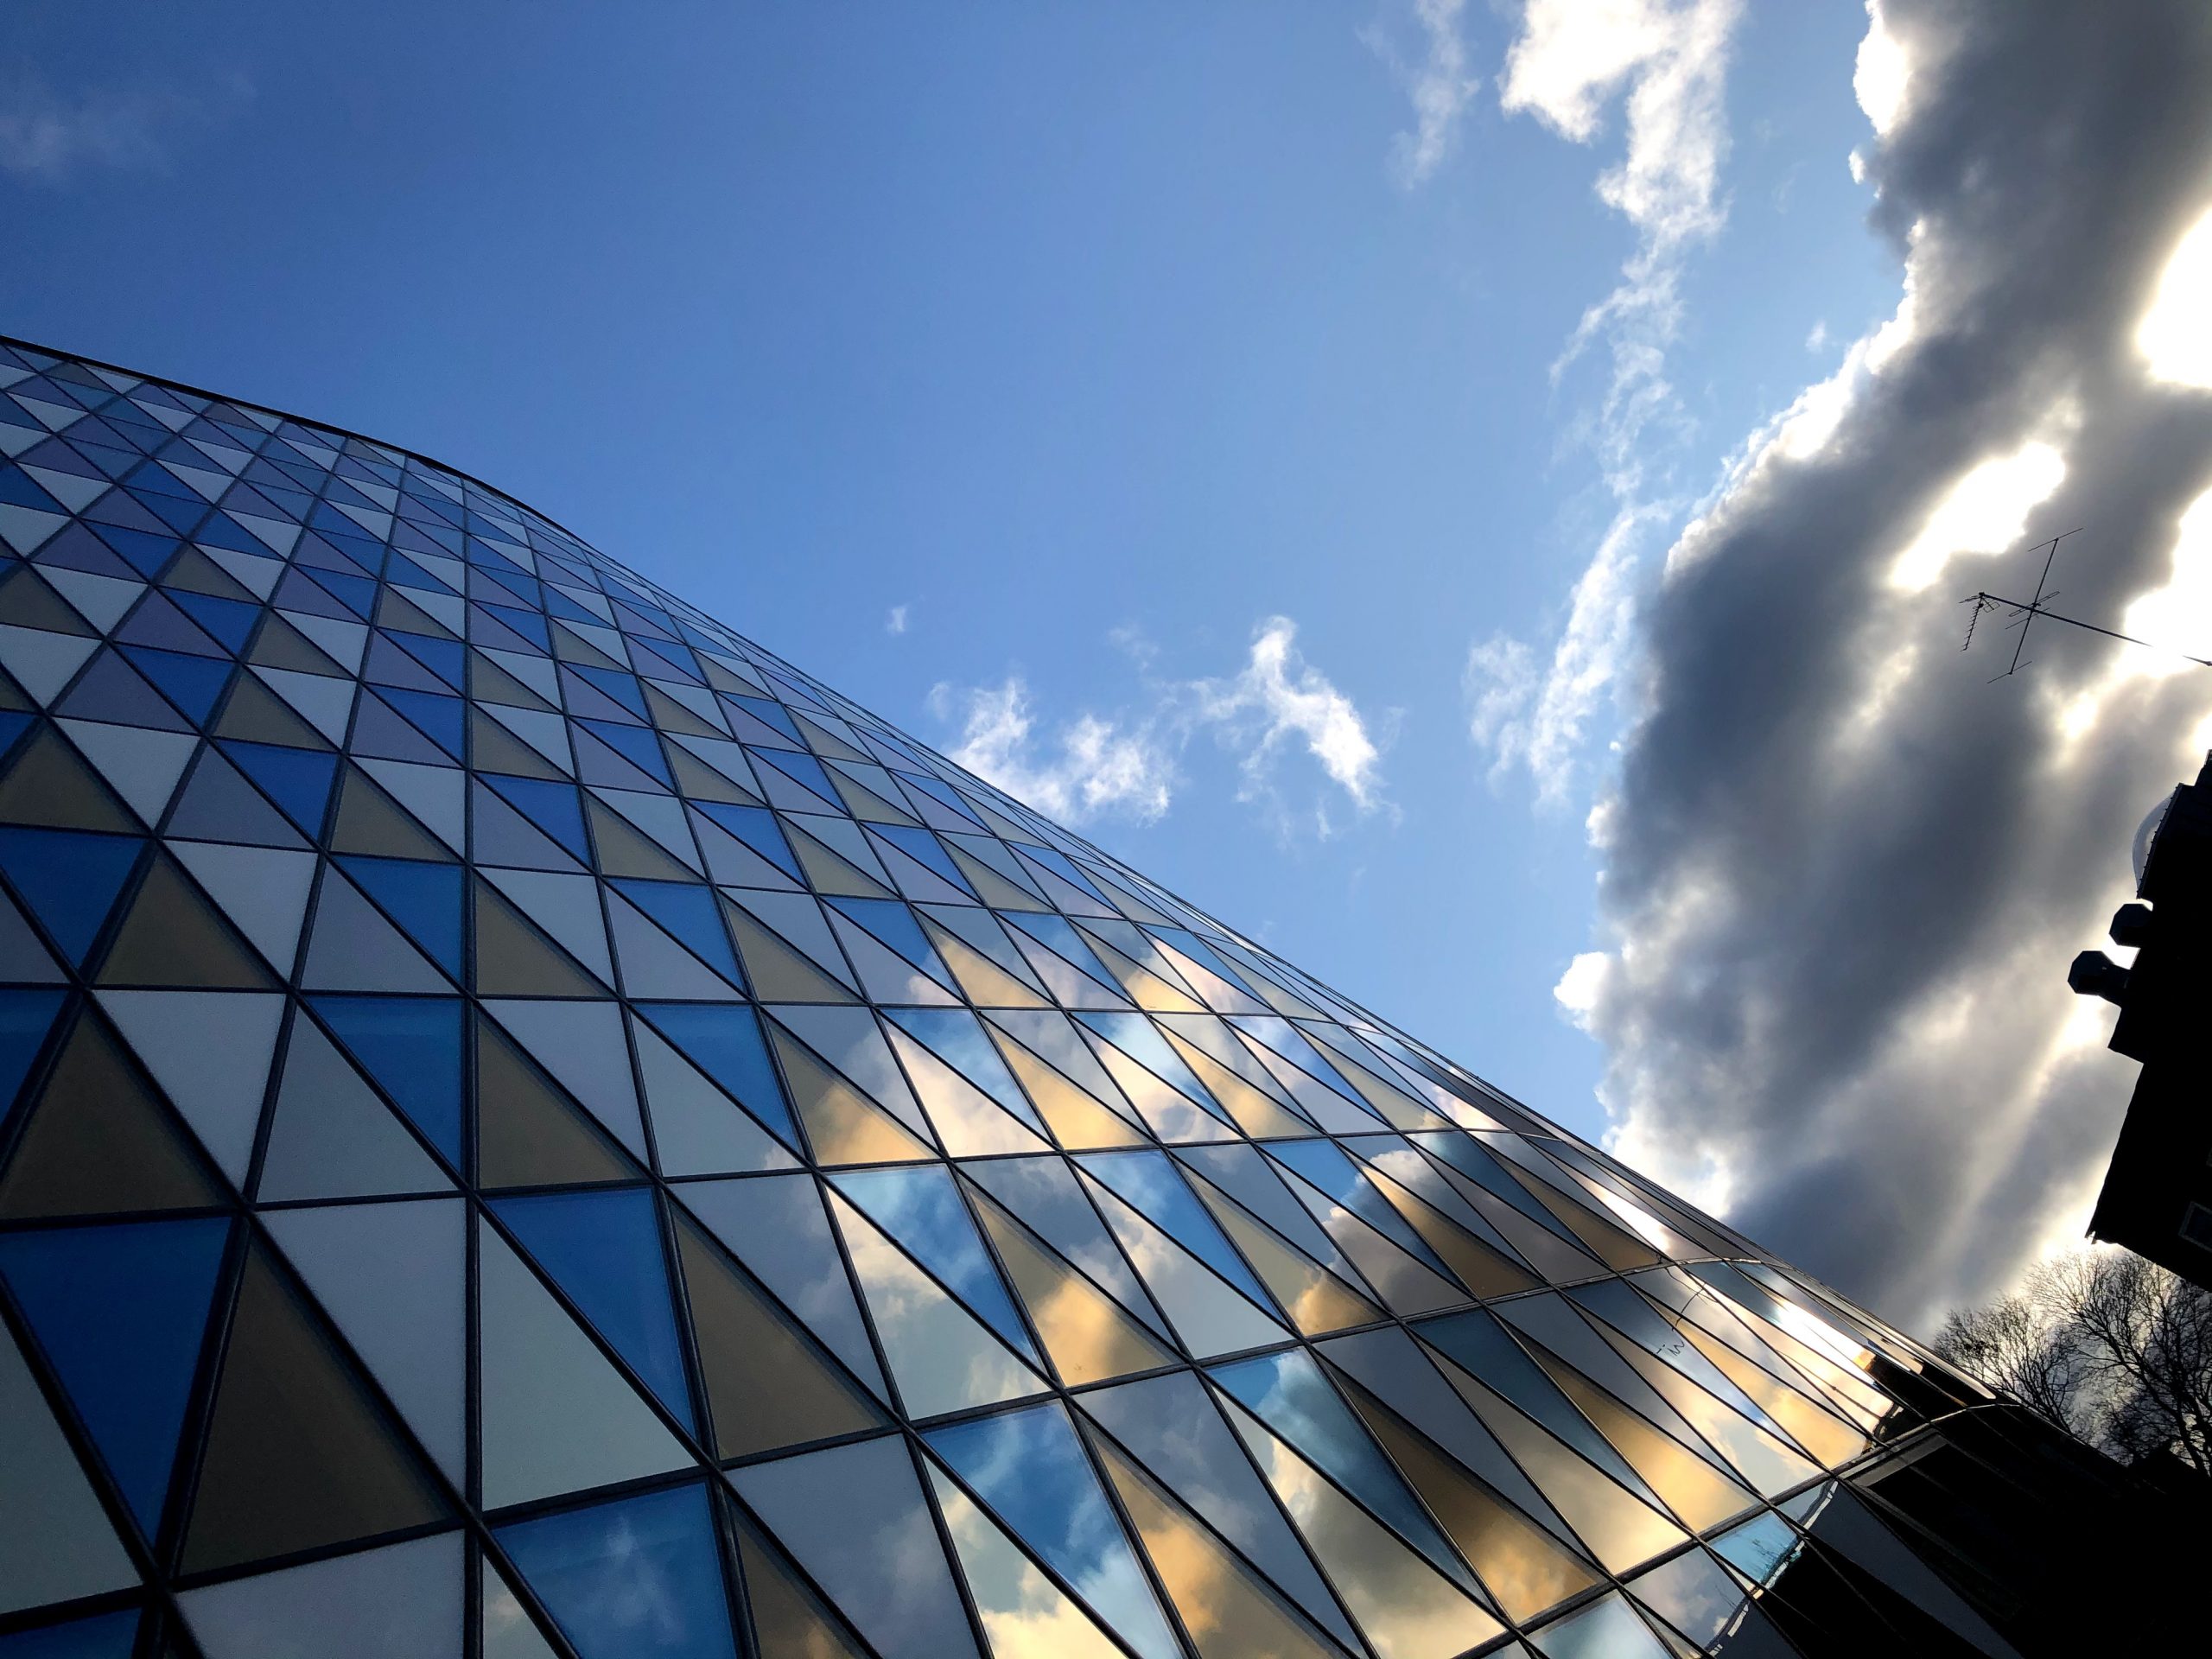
1, 2, 1899, 1148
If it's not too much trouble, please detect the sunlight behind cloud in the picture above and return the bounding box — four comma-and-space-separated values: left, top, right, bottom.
1886, 440, 2068, 592
1852, 2, 1910, 137
2137, 203, 2212, 391
2117, 485, 2212, 674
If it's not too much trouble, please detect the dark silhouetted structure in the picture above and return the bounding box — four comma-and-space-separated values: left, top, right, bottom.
2071, 755, 2212, 1293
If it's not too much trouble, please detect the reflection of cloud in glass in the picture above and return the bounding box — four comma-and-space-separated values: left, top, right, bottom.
1094, 1436, 1343, 1659
927, 1402, 1179, 1659
1628, 1548, 1754, 1649
1227, 1401, 1502, 1659
930, 1469, 1124, 1659
832, 1197, 1039, 1415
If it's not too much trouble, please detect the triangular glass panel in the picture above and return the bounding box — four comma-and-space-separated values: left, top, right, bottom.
672, 1211, 884, 1459
729, 1437, 981, 1659
474, 1222, 690, 1510
0, 1216, 230, 1536
491, 1187, 693, 1431
495, 1483, 736, 1659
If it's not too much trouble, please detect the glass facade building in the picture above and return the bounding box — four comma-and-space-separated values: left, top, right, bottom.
0, 340, 2181, 1656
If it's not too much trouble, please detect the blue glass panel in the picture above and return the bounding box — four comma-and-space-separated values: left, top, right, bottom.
0, 1217, 229, 1534
485, 777, 591, 863
0, 830, 140, 964
1208, 1348, 1475, 1592
1414, 1308, 1655, 1497
493, 1187, 693, 1430
307, 568, 378, 617
897, 771, 985, 827
925, 1402, 1179, 1659
496, 1484, 735, 1659
1265, 1140, 1458, 1281
1412, 1131, 1588, 1246
1148, 927, 1261, 997
612, 880, 741, 981
1710, 1510, 1802, 1585
1080, 1371, 1365, 1651
691, 804, 800, 880
168, 592, 258, 652
572, 667, 649, 719
829, 1166, 1037, 1359
868, 825, 969, 890
1010, 916, 1118, 988
308, 995, 464, 1165
1530, 1593, 1670, 1659
636, 1003, 797, 1147
751, 748, 838, 808
0, 467, 67, 512
0, 1609, 140, 1658
1567, 1280, 1799, 1443
1076, 1150, 1274, 1310
885, 1009, 1042, 1131
219, 741, 338, 835
728, 696, 802, 745
338, 857, 463, 977
0, 711, 31, 755
1016, 842, 1112, 906
377, 689, 466, 760
92, 525, 181, 577
119, 646, 232, 724
483, 602, 552, 651
392, 631, 467, 690
0, 989, 65, 1107
826, 899, 943, 974
191, 513, 270, 558
578, 719, 672, 785
1072, 1014, 1222, 1112
1231, 1016, 1357, 1090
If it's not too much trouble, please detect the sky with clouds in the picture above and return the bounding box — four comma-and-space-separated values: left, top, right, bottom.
7, 1, 2208, 1332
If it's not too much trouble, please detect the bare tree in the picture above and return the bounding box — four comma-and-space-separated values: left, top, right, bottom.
1934, 1247, 2212, 1478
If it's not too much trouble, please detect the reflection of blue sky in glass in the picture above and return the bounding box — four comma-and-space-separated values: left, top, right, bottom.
963, 1156, 1164, 1330
1711, 1509, 1803, 1586
492, 1188, 693, 1430
830, 1164, 1036, 1358
927, 1402, 1179, 1659
1077, 1149, 1273, 1308
1267, 1139, 1456, 1279
496, 1483, 734, 1659
1529, 1591, 1671, 1659
1625, 1548, 1753, 1649
888, 1007, 1043, 1129
1079, 1373, 1367, 1653
1207, 1348, 1471, 1591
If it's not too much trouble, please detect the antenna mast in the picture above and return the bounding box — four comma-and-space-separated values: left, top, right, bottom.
1961, 530, 2212, 677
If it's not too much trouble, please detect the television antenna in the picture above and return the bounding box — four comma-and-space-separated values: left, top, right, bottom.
1961, 529, 2212, 679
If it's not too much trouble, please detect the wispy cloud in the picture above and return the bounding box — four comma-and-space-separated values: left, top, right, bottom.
0, 63, 250, 183
885, 604, 909, 636
1366, 0, 1483, 189
1466, 0, 1745, 798
932, 678, 1175, 827
931, 617, 1394, 834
